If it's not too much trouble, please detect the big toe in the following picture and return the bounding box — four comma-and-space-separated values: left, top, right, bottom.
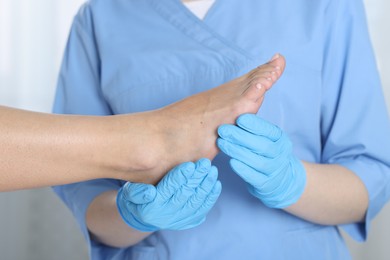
268, 53, 286, 78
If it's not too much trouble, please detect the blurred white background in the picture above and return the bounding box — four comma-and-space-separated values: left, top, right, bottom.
0, 0, 389, 259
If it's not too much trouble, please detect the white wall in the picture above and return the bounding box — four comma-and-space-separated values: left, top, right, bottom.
0, 1, 89, 259
0, 0, 389, 259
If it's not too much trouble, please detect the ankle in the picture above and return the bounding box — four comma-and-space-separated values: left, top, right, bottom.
105, 113, 163, 179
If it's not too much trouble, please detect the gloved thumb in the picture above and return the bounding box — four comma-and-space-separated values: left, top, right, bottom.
121, 182, 157, 204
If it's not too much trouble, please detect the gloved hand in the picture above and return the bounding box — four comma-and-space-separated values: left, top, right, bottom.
217, 114, 306, 208
116, 158, 222, 232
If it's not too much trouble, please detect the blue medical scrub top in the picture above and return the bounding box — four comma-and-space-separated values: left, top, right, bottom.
53, 0, 390, 259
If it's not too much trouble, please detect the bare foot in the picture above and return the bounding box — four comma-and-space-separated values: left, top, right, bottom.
116, 54, 286, 184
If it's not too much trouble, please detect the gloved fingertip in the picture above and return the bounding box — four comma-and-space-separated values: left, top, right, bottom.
229, 158, 240, 170
209, 166, 219, 180
127, 184, 157, 204
196, 158, 211, 173
204, 181, 222, 207
238, 115, 282, 141
229, 159, 248, 177
142, 185, 157, 202
180, 161, 196, 176
217, 124, 228, 137
216, 138, 226, 150
213, 180, 222, 194
236, 113, 256, 126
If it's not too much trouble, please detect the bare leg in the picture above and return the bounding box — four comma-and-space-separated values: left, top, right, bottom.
115, 54, 286, 183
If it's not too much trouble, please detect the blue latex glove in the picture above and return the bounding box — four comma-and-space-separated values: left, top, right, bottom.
116, 158, 222, 232
217, 114, 306, 208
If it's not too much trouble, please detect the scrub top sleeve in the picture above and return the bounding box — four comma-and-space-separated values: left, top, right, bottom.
53, 180, 121, 249
53, 2, 112, 116
320, 0, 390, 242
52, 3, 122, 255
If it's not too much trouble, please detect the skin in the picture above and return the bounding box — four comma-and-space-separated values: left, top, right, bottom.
87, 54, 368, 249
86, 55, 287, 247
90, 163, 372, 249
149, 56, 283, 184
0, 54, 282, 192
286, 162, 368, 225
0, 105, 159, 191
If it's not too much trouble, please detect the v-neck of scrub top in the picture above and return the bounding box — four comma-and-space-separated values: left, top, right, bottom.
149, 0, 260, 74
182, 0, 216, 20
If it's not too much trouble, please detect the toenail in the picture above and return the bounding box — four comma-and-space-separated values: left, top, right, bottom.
267, 78, 272, 81
256, 83, 263, 89
275, 66, 281, 70
270, 53, 280, 61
